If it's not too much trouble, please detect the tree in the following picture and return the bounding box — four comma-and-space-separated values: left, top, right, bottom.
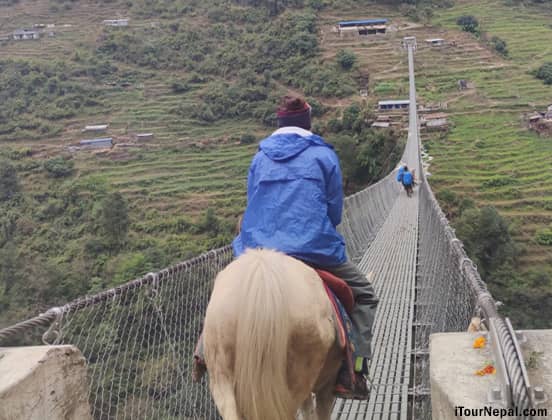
100, 192, 130, 249
44, 157, 74, 178
0, 160, 19, 201
535, 62, 552, 85
456, 15, 479, 34
336, 49, 357, 70
455, 206, 517, 279
490, 36, 508, 57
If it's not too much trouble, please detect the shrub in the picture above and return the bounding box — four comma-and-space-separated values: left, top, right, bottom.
170, 80, 190, 93
43, 157, 74, 178
240, 134, 256, 144
536, 229, 552, 246
100, 192, 129, 249
456, 15, 479, 34
481, 176, 517, 188
535, 62, 552, 85
490, 36, 508, 57
336, 49, 357, 70
455, 206, 517, 279
0, 160, 19, 201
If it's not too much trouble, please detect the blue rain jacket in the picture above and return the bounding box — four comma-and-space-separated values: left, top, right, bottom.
232, 130, 347, 267
402, 171, 413, 186
396, 165, 405, 183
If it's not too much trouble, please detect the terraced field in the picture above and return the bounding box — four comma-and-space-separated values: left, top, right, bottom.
0, 0, 272, 225
422, 0, 552, 272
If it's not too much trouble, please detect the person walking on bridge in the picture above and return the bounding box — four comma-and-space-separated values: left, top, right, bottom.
401, 165, 414, 197
233, 95, 379, 399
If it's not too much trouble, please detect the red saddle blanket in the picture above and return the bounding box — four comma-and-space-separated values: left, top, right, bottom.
314, 269, 354, 315
315, 269, 356, 383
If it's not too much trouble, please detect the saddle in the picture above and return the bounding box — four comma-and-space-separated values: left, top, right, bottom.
315, 270, 358, 384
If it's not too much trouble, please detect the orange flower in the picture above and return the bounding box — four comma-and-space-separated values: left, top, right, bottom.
475, 364, 496, 376
473, 336, 486, 349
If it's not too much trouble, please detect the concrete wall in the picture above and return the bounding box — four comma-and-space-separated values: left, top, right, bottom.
0, 345, 92, 420
431, 330, 552, 420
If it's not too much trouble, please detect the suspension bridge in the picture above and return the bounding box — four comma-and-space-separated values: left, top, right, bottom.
0, 37, 541, 419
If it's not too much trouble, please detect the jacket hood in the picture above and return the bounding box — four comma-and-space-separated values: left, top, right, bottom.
259, 132, 333, 161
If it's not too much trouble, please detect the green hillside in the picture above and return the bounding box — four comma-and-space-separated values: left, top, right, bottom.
1, 0, 551, 328
424, 0, 552, 326
0, 0, 402, 326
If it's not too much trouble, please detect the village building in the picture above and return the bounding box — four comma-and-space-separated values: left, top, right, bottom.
12, 29, 40, 40
135, 133, 154, 141
378, 99, 410, 111
337, 19, 388, 37
421, 112, 448, 129
458, 79, 469, 90
376, 115, 391, 122
82, 124, 108, 133
102, 19, 129, 27
545, 105, 552, 120
529, 113, 543, 128
371, 121, 390, 129
79, 138, 113, 149
425, 38, 445, 47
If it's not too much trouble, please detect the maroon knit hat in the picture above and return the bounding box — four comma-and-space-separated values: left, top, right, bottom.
276, 96, 312, 130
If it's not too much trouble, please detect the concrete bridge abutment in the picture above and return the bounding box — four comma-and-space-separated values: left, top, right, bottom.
430, 330, 552, 419
0, 345, 92, 420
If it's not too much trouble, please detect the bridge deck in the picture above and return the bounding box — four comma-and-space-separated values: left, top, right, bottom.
333, 40, 419, 419
332, 187, 419, 420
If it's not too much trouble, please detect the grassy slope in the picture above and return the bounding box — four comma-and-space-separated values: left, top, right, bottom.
425, 0, 552, 268
1, 0, 409, 325
418, 0, 552, 325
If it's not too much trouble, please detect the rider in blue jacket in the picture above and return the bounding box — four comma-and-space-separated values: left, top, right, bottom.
233, 96, 378, 399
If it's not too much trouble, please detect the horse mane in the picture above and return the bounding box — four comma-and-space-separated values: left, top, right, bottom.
233, 249, 294, 420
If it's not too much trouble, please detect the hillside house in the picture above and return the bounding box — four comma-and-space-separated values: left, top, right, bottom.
79, 138, 113, 149
545, 105, 552, 120
136, 133, 154, 141
376, 115, 391, 122
378, 99, 410, 111
82, 124, 108, 133
421, 112, 448, 129
102, 19, 129, 27
529, 113, 542, 128
12, 29, 40, 40
337, 19, 387, 37
372, 121, 390, 129
425, 38, 445, 47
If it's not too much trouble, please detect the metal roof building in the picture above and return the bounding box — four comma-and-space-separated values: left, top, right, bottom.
79, 138, 113, 148
378, 100, 410, 110
338, 19, 388, 27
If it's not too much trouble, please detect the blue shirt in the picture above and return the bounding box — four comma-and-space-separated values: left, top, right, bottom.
402, 171, 413, 186
232, 127, 347, 267
396, 165, 405, 183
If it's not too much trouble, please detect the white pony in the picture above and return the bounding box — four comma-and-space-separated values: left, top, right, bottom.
203, 248, 343, 420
